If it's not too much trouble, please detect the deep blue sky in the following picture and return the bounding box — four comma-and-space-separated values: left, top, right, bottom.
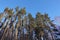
0, 0, 60, 25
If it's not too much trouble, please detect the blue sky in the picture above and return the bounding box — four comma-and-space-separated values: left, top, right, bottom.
0, 0, 60, 25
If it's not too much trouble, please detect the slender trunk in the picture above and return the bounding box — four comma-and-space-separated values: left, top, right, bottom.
47, 27, 54, 40
1, 18, 7, 29
27, 26, 32, 40
15, 28, 18, 40
41, 36, 43, 40
1, 25, 9, 40
1, 19, 10, 40
50, 32, 55, 40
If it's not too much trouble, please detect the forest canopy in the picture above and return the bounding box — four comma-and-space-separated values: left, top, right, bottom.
0, 7, 56, 40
